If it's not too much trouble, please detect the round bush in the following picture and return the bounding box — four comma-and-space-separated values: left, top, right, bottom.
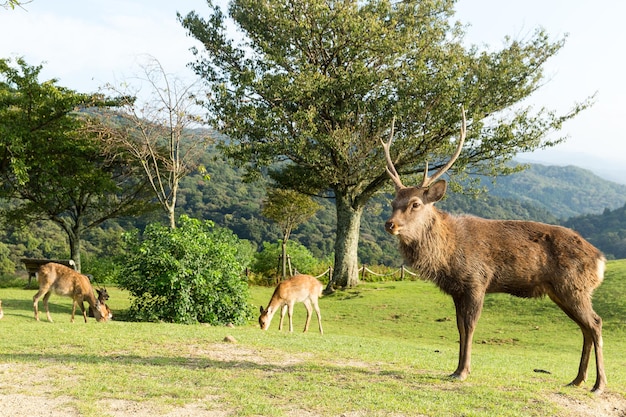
117, 215, 252, 325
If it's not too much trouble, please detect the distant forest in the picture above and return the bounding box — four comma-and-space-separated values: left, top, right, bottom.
2, 146, 626, 276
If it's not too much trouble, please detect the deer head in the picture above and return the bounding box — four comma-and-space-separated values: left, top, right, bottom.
382, 108, 466, 238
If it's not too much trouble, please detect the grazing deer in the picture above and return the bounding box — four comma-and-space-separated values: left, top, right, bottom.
382, 108, 606, 393
33, 263, 109, 323
259, 274, 324, 334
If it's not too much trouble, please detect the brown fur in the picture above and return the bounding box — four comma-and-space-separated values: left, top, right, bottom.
385, 180, 606, 393
89, 288, 112, 320
259, 274, 324, 334
33, 263, 109, 323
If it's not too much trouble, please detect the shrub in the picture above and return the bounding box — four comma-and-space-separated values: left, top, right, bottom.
117, 215, 253, 325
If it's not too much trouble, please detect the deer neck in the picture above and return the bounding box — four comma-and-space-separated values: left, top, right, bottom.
399, 208, 455, 279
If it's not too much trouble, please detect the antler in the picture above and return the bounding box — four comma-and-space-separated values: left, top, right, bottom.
381, 116, 405, 190
420, 106, 467, 188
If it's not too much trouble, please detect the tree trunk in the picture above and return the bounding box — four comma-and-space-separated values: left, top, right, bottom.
167, 180, 178, 229
281, 237, 288, 280
68, 228, 82, 273
333, 192, 363, 288
167, 205, 176, 229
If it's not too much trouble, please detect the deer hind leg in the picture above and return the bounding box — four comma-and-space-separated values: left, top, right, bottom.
70, 299, 77, 323
302, 299, 313, 333
278, 304, 288, 331
549, 293, 606, 393
312, 298, 323, 335
33, 289, 48, 321
451, 293, 484, 381
42, 292, 54, 323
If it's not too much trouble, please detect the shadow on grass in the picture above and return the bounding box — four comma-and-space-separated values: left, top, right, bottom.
0, 296, 137, 322
0, 351, 447, 387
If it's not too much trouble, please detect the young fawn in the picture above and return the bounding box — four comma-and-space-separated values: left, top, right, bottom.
33, 263, 109, 323
382, 108, 606, 393
259, 274, 324, 334
89, 288, 113, 320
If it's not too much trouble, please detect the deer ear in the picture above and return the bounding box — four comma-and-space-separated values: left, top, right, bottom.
259, 306, 265, 314
424, 180, 447, 203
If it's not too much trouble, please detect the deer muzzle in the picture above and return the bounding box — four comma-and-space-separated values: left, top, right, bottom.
385, 220, 399, 235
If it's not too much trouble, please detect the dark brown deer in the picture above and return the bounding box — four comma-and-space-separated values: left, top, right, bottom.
382, 108, 606, 393
33, 263, 109, 323
259, 274, 324, 334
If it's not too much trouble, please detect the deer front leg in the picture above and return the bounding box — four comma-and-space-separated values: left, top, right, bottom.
43, 292, 54, 323
278, 304, 288, 331
451, 294, 484, 380
287, 302, 295, 332
79, 301, 88, 323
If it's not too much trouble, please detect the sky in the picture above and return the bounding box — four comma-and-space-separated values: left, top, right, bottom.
1, 0, 625, 179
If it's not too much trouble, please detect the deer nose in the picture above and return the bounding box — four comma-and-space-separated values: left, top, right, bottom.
385, 221, 395, 233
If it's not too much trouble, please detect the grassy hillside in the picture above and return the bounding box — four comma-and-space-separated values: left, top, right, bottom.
1, 260, 625, 416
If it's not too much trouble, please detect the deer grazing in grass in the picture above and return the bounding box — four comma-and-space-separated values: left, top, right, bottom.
33, 263, 109, 323
382, 108, 606, 393
259, 274, 324, 334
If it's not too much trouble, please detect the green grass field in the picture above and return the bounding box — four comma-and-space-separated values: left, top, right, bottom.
1, 260, 625, 416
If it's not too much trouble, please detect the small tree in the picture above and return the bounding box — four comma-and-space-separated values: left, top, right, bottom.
117, 215, 253, 325
253, 240, 321, 281
92, 56, 212, 229
261, 188, 320, 280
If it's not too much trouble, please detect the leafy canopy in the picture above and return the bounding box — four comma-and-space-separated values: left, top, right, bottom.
179, 0, 591, 287
179, 0, 589, 200
0, 57, 153, 270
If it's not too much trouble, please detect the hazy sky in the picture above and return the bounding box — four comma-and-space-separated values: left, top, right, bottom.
1, 0, 624, 167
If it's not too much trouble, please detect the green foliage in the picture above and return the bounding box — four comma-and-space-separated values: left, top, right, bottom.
0, 57, 154, 270
117, 215, 253, 324
252, 240, 325, 281
0, 242, 15, 274
261, 188, 320, 241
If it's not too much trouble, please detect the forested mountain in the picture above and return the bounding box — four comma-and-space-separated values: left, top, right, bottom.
2, 147, 626, 274
481, 163, 626, 219
174, 148, 626, 264
563, 204, 626, 260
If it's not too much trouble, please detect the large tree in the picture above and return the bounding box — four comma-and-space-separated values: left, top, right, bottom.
179, 0, 591, 287
0, 58, 153, 271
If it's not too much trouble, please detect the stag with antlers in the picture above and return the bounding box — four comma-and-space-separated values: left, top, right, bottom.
382, 108, 606, 393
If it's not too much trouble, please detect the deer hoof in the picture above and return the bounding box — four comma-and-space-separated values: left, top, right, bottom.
449, 372, 468, 381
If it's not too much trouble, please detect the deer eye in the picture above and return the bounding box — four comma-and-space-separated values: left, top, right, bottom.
411, 202, 421, 209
